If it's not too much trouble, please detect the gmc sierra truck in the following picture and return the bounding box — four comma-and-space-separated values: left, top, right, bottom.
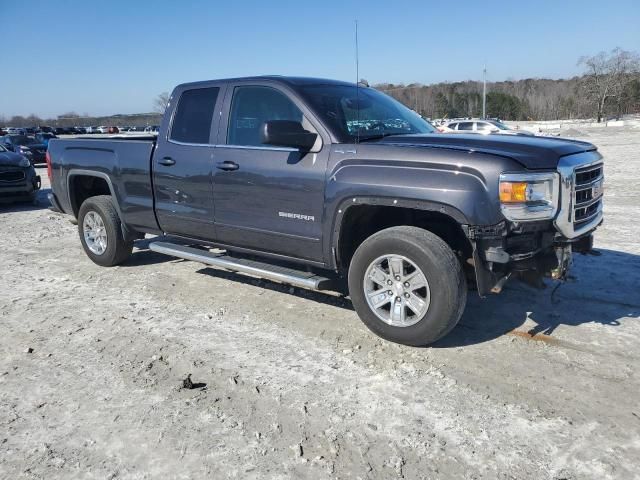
47, 76, 604, 346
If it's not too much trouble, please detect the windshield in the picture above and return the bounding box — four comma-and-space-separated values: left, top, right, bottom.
298, 84, 435, 142
12, 135, 38, 145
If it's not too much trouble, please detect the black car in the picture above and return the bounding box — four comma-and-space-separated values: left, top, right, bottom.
0, 143, 41, 203
0, 135, 47, 165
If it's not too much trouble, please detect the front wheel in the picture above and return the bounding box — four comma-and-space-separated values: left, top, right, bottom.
348, 226, 467, 346
78, 195, 133, 267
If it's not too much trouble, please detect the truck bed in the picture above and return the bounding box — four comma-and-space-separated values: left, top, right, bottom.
47, 136, 160, 233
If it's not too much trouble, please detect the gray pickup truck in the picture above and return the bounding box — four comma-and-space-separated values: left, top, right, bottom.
47, 76, 604, 346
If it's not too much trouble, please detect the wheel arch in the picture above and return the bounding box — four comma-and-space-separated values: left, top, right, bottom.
67, 170, 140, 242
67, 169, 120, 219
330, 197, 472, 271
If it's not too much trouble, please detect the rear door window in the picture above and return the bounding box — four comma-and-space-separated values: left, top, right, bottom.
170, 87, 220, 144
458, 122, 474, 131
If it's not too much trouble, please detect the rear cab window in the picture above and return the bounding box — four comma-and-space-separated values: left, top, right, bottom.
169, 87, 220, 144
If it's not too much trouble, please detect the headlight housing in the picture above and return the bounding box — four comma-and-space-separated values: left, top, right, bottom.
19, 156, 32, 167
499, 172, 559, 221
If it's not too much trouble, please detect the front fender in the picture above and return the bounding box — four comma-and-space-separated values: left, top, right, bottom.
322, 147, 519, 268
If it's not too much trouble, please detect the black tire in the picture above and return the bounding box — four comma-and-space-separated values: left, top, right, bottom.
348, 226, 467, 346
78, 195, 133, 267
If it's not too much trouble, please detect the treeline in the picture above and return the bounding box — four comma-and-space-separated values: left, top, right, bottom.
3, 78, 639, 126
378, 75, 640, 121
0, 112, 162, 129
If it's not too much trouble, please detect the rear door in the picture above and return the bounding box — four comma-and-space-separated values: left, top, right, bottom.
457, 121, 474, 132
475, 121, 493, 134
211, 82, 329, 262
153, 84, 225, 240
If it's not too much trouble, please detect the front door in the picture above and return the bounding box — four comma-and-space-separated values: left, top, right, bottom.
212, 84, 328, 262
153, 85, 223, 240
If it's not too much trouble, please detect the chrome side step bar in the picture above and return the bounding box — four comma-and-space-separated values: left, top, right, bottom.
149, 241, 334, 291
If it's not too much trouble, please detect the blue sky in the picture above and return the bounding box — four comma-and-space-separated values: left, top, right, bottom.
3, 0, 639, 118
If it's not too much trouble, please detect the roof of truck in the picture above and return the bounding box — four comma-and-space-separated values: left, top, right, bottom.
176, 76, 355, 89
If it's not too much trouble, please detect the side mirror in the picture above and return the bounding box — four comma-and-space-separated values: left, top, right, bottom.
260, 120, 317, 150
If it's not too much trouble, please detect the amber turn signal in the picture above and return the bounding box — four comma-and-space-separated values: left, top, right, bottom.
499, 181, 528, 203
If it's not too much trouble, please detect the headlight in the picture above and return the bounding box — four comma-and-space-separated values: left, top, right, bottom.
499, 172, 559, 221
19, 157, 31, 167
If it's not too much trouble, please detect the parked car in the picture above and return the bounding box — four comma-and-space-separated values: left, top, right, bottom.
107, 126, 120, 134
0, 143, 41, 203
96, 126, 109, 134
143, 125, 160, 133
446, 119, 534, 136
38, 126, 55, 134
34, 132, 58, 147
1, 135, 48, 164
47, 76, 603, 346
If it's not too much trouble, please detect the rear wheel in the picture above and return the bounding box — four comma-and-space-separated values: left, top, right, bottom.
78, 195, 133, 266
348, 226, 467, 346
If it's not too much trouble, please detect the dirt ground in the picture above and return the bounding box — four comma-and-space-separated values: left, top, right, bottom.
1, 127, 639, 479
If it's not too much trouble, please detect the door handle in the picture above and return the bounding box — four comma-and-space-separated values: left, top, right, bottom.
159, 156, 176, 166
216, 161, 239, 171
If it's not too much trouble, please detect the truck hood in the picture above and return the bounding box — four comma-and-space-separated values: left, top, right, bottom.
0, 151, 27, 166
376, 133, 597, 169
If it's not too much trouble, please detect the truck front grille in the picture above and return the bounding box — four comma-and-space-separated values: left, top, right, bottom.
554, 153, 604, 239
575, 164, 603, 185
573, 163, 604, 228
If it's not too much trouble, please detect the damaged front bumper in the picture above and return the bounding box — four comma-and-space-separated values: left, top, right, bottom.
464, 151, 604, 295
464, 220, 599, 296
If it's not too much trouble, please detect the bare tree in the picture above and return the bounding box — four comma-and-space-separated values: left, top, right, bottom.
154, 92, 170, 114
578, 48, 640, 122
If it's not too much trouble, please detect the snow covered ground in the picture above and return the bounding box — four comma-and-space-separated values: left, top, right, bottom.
1, 126, 639, 479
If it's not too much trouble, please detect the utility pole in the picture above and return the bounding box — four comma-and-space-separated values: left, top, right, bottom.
482, 64, 487, 119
